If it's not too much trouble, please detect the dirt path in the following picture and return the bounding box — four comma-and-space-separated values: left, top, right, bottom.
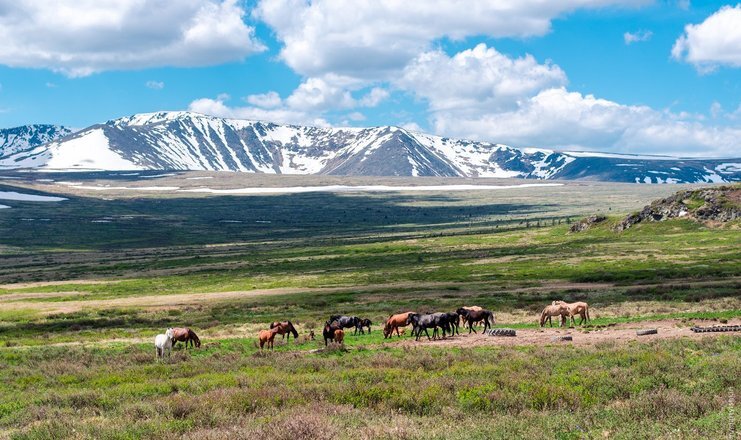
392, 318, 741, 348
12, 318, 738, 351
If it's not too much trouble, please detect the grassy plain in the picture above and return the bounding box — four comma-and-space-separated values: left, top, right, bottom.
0, 172, 738, 439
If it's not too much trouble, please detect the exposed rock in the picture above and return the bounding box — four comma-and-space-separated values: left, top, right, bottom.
616, 185, 741, 231
570, 215, 607, 232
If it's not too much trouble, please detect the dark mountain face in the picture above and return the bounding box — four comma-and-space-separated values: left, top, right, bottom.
0, 125, 72, 159
0, 112, 738, 184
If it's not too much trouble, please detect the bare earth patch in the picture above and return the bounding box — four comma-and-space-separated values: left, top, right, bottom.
391, 318, 741, 348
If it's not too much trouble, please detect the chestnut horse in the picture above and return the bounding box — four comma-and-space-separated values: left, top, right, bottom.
269, 321, 299, 341
334, 329, 345, 344
258, 327, 281, 350
383, 312, 414, 338
553, 301, 591, 326
170, 327, 201, 348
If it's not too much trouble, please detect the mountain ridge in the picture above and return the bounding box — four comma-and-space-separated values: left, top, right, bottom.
0, 111, 739, 184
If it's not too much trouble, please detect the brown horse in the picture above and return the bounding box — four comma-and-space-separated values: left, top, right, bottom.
459, 306, 484, 327
383, 312, 414, 338
540, 303, 569, 327
334, 329, 345, 344
170, 327, 201, 348
258, 327, 281, 350
553, 301, 591, 326
269, 321, 299, 341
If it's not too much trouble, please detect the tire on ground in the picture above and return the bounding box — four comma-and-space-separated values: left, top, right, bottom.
636, 329, 658, 336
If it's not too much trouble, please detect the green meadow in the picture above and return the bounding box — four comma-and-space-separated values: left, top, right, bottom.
0, 175, 738, 439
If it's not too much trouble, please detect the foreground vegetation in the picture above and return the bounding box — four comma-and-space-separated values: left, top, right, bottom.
1, 337, 738, 439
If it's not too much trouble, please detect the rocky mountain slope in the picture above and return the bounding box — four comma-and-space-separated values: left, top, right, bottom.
0, 112, 738, 183
0, 125, 71, 159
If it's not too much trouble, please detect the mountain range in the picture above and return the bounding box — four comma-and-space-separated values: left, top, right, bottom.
0, 111, 738, 183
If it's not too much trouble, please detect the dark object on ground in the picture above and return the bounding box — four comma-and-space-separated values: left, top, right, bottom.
690, 325, 741, 333
616, 186, 740, 231
570, 215, 607, 232
551, 335, 573, 341
485, 328, 516, 337
636, 329, 658, 336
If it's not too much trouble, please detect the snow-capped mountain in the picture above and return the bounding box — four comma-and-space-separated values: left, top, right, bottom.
0, 112, 738, 184
0, 125, 72, 159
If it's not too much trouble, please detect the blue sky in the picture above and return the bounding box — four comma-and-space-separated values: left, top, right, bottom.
0, 0, 739, 157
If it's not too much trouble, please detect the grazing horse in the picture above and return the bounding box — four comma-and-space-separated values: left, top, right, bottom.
355, 318, 372, 335
409, 313, 452, 341
540, 303, 569, 327
383, 312, 414, 338
170, 327, 201, 349
270, 321, 299, 341
154, 328, 174, 360
334, 329, 345, 344
258, 327, 281, 350
323, 321, 343, 346
457, 308, 494, 333
553, 301, 591, 326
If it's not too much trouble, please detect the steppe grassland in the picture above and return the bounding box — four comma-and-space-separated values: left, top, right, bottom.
0, 174, 738, 439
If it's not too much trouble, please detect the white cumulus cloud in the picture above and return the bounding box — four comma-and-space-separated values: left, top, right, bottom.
672, 5, 741, 72
0, 0, 265, 77
255, 0, 648, 78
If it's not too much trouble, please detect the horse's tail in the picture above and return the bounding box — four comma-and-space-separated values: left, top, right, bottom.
586, 305, 591, 322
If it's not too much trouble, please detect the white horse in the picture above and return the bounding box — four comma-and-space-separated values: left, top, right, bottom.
154, 328, 174, 360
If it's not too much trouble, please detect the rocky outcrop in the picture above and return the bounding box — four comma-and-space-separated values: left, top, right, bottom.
570, 215, 607, 232
616, 186, 741, 231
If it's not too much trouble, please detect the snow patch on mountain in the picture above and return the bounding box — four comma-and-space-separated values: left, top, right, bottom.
0, 112, 738, 184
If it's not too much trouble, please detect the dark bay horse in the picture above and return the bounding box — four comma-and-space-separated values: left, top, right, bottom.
170, 327, 201, 348
457, 308, 494, 333
323, 321, 343, 346
355, 318, 372, 335
270, 321, 299, 341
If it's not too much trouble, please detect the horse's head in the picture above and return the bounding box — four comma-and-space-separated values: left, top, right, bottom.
165, 328, 174, 338
456, 308, 468, 316
287, 321, 299, 338
407, 313, 419, 325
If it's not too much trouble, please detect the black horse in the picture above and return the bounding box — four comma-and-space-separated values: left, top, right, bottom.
457, 308, 494, 333
445, 311, 460, 335
328, 315, 360, 331
355, 318, 372, 335
323, 320, 343, 346
408, 312, 452, 341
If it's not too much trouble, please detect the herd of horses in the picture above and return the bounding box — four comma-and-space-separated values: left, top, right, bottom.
153, 300, 591, 357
